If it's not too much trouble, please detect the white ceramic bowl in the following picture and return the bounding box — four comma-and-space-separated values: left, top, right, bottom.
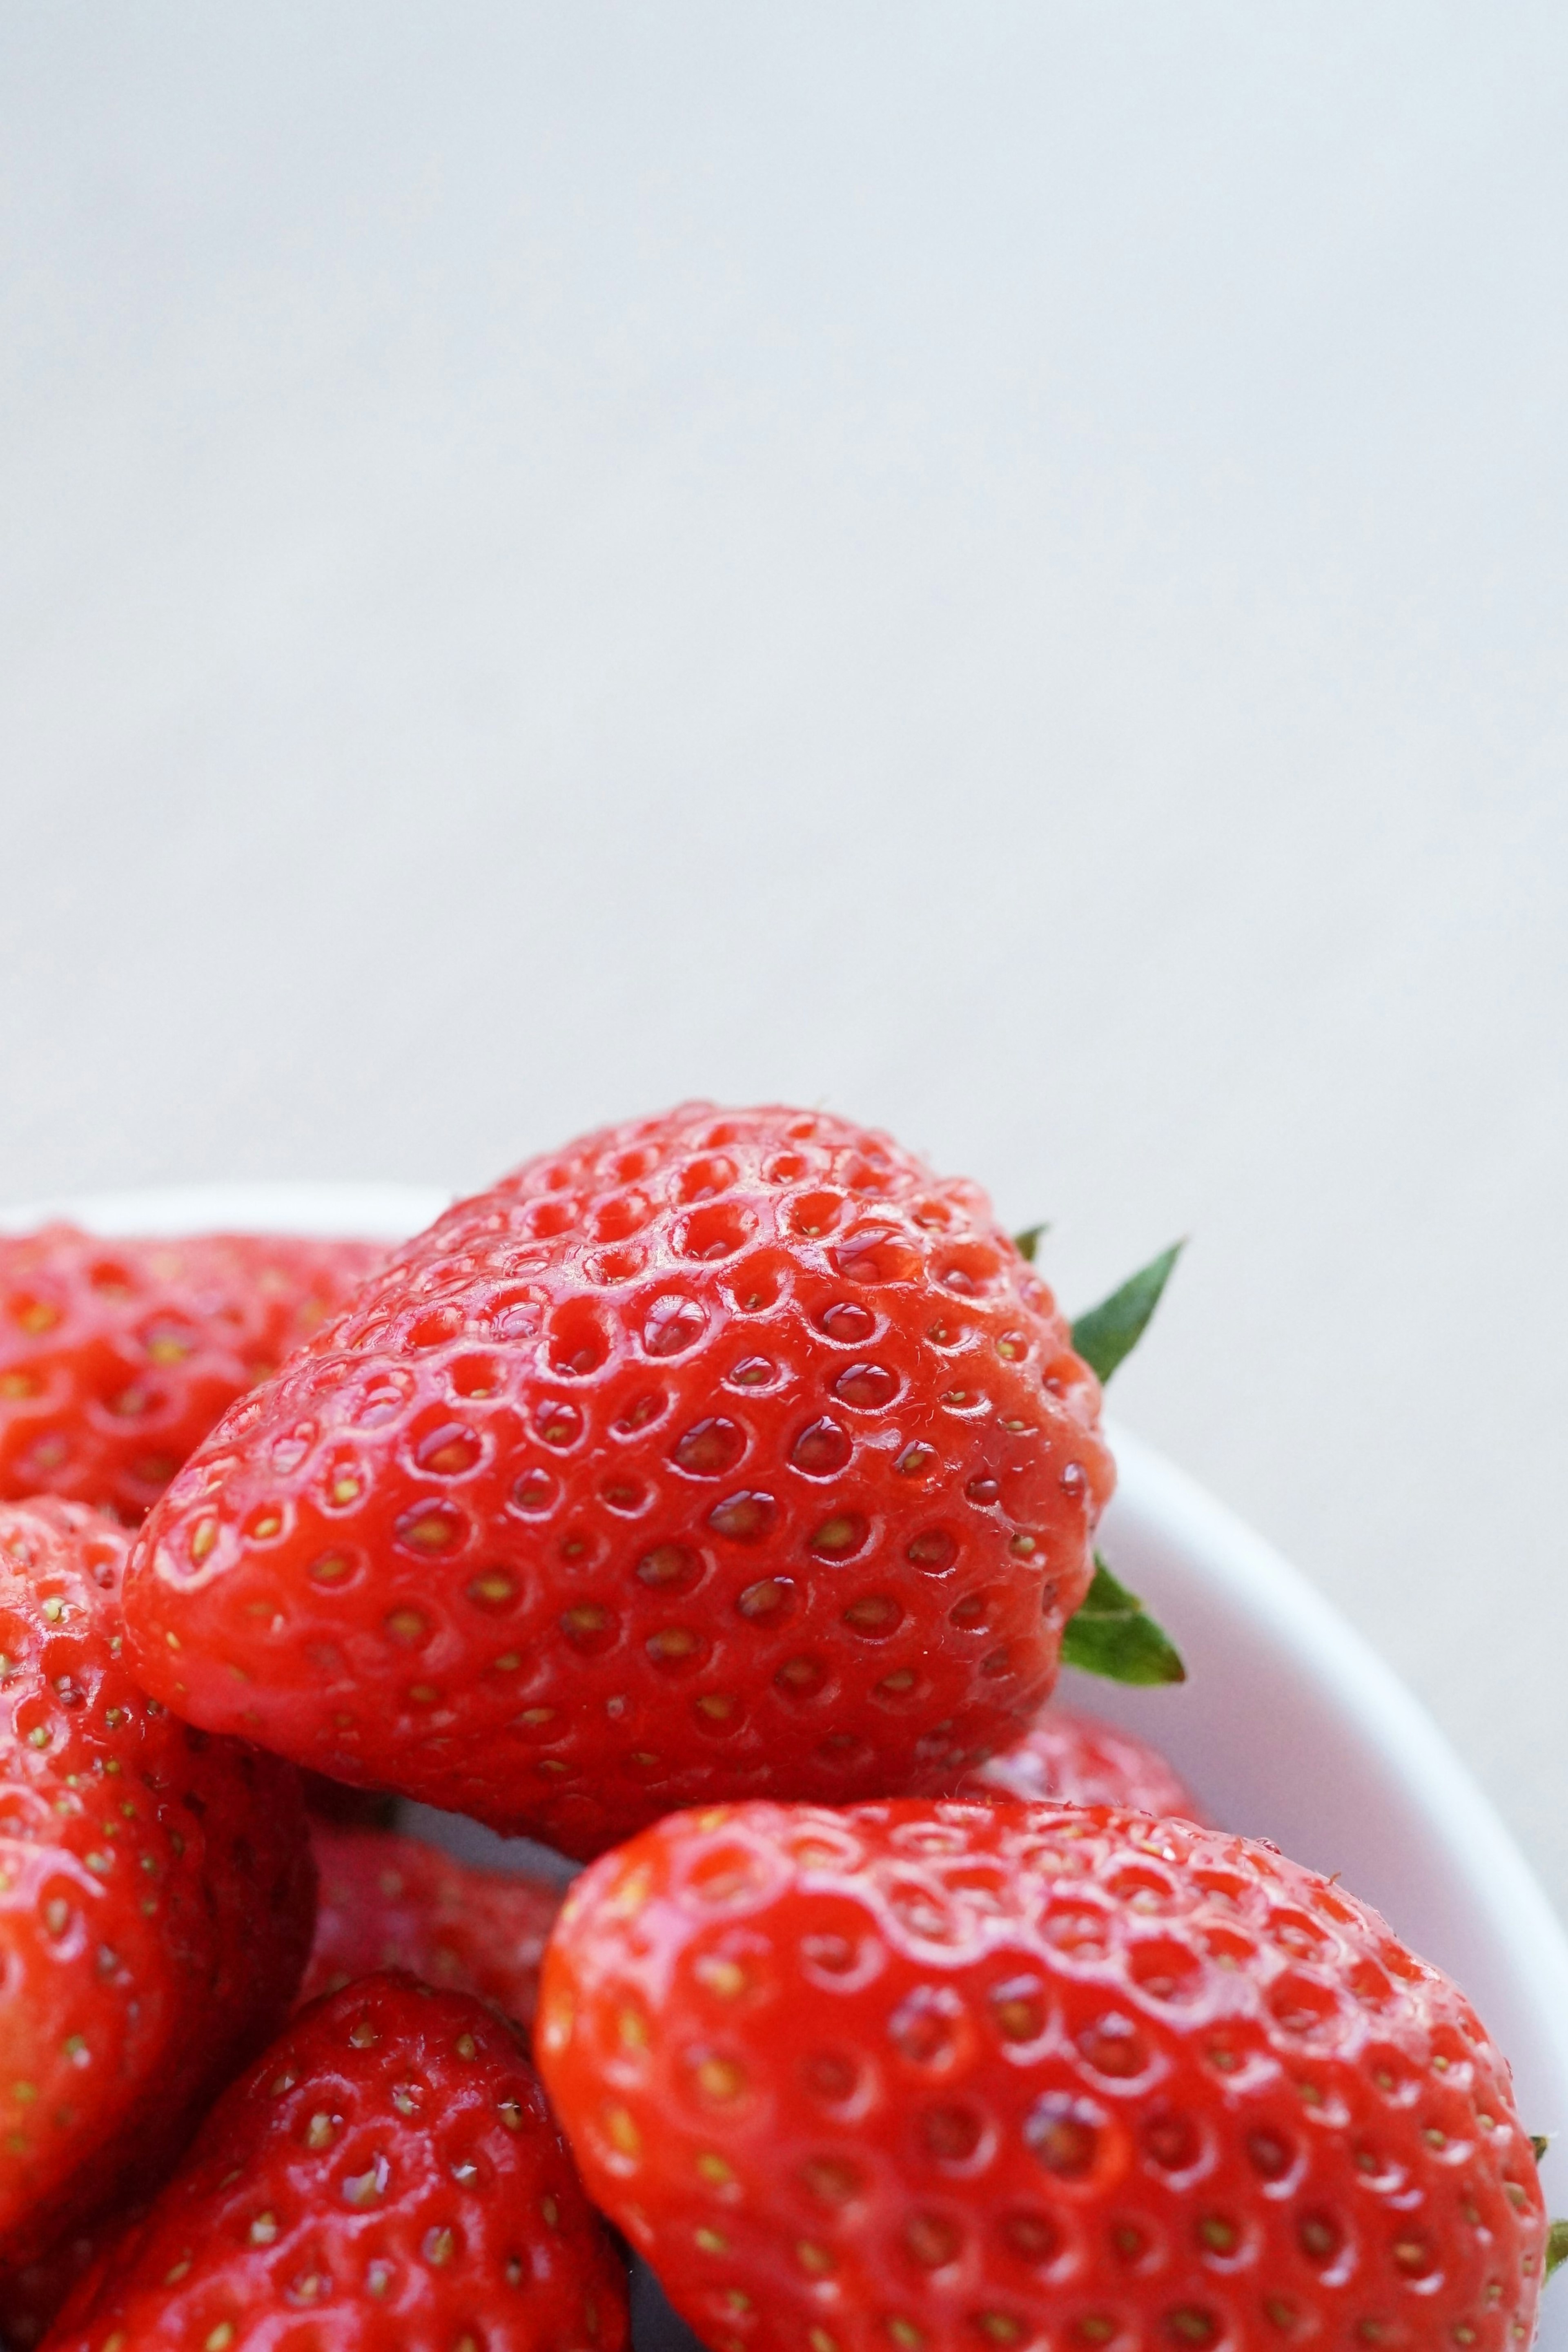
9, 1179, 1568, 2338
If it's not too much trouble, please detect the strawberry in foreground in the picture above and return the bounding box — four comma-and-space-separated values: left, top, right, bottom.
42, 1972, 629, 2352
0, 1499, 315, 2271
300, 1826, 565, 2029
0, 1227, 385, 1522
539, 1797, 1550, 2352
953, 1705, 1204, 1819
122, 1103, 1116, 1856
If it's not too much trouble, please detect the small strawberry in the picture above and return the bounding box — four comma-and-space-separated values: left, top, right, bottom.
953, 1707, 1203, 1820
0, 1499, 315, 2269
300, 1826, 565, 2029
122, 1105, 1115, 1856
42, 1972, 629, 2352
0, 1228, 385, 1522
538, 1797, 1550, 2352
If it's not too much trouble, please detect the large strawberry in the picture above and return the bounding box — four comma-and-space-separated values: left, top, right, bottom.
538, 1797, 1550, 2352
42, 1972, 629, 2352
953, 1707, 1204, 1819
300, 1826, 565, 2028
0, 1228, 385, 1522
122, 1105, 1114, 1856
0, 1499, 315, 2270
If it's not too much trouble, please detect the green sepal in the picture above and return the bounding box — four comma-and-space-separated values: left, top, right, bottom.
1546, 2219, 1568, 2282
1060, 1554, 1187, 1686
1534, 2136, 1551, 2165
1071, 1242, 1185, 1384
1013, 1224, 1049, 1264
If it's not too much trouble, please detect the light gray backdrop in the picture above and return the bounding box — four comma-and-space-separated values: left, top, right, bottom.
4, 6, 1566, 1907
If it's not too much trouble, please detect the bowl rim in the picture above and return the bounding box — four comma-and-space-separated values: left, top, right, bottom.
1100, 1423, 1568, 2099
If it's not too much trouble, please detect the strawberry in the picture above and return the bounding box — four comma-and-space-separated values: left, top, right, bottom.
537, 1797, 1549, 2352
953, 1708, 1204, 1820
42, 1971, 630, 2352
0, 1228, 385, 1523
121, 1104, 1114, 1856
300, 1826, 565, 2029
0, 1498, 315, 2270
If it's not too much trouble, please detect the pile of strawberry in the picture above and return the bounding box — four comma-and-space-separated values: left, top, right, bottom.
0, 1104, 1555, 2352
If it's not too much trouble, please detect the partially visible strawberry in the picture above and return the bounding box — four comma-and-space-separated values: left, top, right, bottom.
123, 1104, 1114, 1856
43, 1972, 629, 2352
539, 1797, 1548, 2352
0, 1228, 385, 1522
300, 1827, 565, 2029
0, 1499, 315, 2270
953, 1705, 1204, 1819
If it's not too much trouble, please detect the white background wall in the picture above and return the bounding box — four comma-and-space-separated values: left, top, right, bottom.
4, 6, 1566, 1904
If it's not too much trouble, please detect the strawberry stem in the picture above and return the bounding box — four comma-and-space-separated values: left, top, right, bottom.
1071, 1243, 1185, 1384
1061, 1554, 1186, 1686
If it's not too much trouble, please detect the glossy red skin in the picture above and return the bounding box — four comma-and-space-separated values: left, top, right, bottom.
538, 1799, 1546, 2352
300, 1827, 564, 2029
123, 1105, 1114, 1857
42, 1973, 630, 2352
0, 1500, 315, 2270
953, 1709, 1204, 1821
0, 1229, 385, 1523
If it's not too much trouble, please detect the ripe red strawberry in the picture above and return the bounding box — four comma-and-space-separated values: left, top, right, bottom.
0, 1228, 385, 1522
0, 1499, 315, 2271
299, 1826, 565, 2028
537, 1798, 1549, 2352
953, 1708, 1204, 1820
42, 1972, 629, 2352
122, 1105, 1114, 1856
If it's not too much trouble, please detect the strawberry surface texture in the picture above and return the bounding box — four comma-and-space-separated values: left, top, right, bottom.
953, 1710, 1203, 1821
122, 1104, 1114, 1856
537, 1797, 1547, 2352
0, 1228, 385, 1523
300, 1826, 564, 2027
42, 1971, 630, 2352
0, 1498, 315, 2270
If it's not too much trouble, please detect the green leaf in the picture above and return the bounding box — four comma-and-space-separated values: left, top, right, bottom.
1013, 1224, 1049, 1264
1071, 1242, 1185, 1384
1060, 1555, 1187, 1686
1534, 2136, 1551, 2165
1546, 2219, 1568, 2282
